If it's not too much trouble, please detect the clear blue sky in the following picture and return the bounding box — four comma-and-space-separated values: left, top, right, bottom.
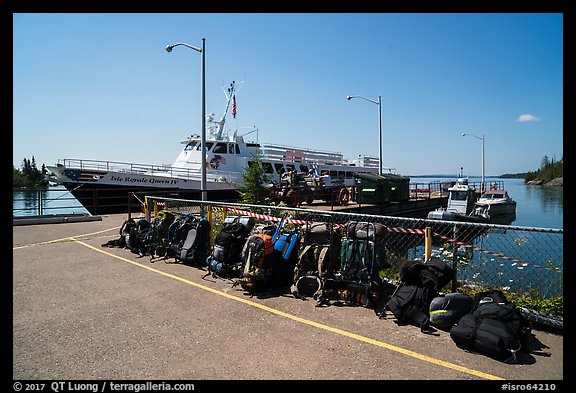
13, 12, 563, 177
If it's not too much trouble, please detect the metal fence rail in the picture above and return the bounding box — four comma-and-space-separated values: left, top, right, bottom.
13, 188, 89, 216
141, 196, 563, 302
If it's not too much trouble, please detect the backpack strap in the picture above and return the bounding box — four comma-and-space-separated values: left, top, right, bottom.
297, 244, 314, 268
317, 246, 329, 278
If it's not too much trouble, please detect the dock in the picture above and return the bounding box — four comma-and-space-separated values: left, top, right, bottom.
302, 195, 448, 217
12, 213, 563, 381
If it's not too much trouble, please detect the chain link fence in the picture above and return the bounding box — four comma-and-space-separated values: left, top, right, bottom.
140, 196, 563, 307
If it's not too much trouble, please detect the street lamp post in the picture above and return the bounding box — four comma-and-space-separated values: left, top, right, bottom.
166, 39, 207, 202
462, 132, 485, 193
346, 95, 382, 176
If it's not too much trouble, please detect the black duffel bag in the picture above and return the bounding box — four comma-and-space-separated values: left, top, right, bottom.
449, 290, 531, 363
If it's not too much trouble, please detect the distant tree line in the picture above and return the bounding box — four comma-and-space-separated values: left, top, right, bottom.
13, 156, 49, 188
524, 155, 563, 183
499, 155, 563, 183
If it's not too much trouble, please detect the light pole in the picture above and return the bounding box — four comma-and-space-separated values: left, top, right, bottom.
166, 39, 207, 202
462, 132, 485, 193
347, 95, 382, 176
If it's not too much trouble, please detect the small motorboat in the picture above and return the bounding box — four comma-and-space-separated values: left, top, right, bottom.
473, 189, 517, 218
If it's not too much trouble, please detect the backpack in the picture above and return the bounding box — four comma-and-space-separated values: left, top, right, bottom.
101, 218, 136, 249
236, 233, 276, 293
449, 290, 532, 363
338, 221, 387, 307
207, 217, 254, 278
382, 257, 454, 332
126, 218, 153, 257
291, 222, 342, 301
164, 215, 211, 265
271, 229, 301, 287
429, 292, 475, 331
148, 210, 176, 257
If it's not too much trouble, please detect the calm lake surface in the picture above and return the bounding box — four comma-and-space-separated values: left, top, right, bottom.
412, 176, 563, 230
13, 177, 563, 230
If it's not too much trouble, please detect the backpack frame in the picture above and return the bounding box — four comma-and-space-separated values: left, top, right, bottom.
291, 221, 342, 302
338, 221, 387, 307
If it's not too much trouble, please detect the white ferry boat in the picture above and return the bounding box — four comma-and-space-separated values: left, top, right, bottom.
47, 82, 381, 214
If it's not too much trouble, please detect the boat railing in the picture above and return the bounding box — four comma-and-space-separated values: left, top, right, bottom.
409, 180, 447, 198
56, 158, 244, 184
259, 144, 345, 165
464, 180, 506, 192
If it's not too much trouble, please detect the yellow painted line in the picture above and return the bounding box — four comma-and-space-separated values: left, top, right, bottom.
12, 226, 121, 250
69, 237, 504, 381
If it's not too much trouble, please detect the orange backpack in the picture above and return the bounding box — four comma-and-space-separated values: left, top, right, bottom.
238, 233, 275, 292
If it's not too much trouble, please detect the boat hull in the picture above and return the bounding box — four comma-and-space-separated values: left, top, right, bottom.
60, 181, 241, 215
48, 166, 241, 215
474, 201, 517, 217
426, 209, 489, 224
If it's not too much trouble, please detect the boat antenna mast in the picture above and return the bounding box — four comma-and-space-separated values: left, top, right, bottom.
211, 80, 244, 139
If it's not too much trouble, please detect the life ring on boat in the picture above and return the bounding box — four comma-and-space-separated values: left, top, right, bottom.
338, 188, 350, 205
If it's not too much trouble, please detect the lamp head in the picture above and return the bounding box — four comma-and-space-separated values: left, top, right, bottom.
165, 45, 174, 53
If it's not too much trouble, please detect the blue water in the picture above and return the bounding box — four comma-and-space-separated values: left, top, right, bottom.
13, 186, 90, 217
411, 176, 563, 229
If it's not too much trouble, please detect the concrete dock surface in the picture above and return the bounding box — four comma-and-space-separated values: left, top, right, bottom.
13, 213, 564, 383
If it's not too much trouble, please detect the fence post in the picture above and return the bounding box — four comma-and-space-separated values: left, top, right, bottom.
452, 223, 459, 292
424, 227, 432, 261
207, 205, 213, 249
153, 199, 158, 218
38, 191, 43, 215
143, 196, 149, 221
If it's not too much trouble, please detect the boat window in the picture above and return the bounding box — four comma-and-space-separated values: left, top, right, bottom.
262, 162, 274, 174
451, 191, 468, 201
184, 142, 198, 151
196, 142, 214, 151
330, 170, 337, 177
300, 165, 309, 173
228, 143, 240, 154
213, 143, 227, 154
286, 164, 296, 172
247, 161, 258, 169
274, 163, 285, 174
345, 171, 353, 178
